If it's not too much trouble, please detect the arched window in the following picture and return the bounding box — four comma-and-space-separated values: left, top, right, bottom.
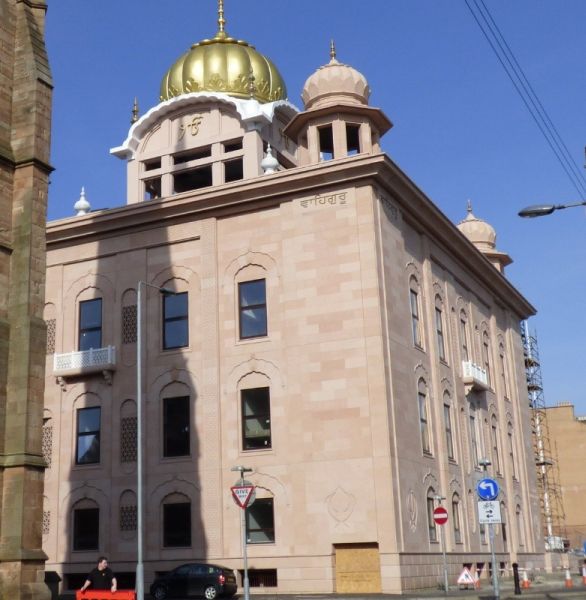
409, 277, 423, 348
426, 488, 437, 542
435, 296, 446, 362
418, 379, 431, 454
469, 404, 480, 468
443, 392, 454, 461
482, 331, 492, 386
499, 342, 509, 399
516, 504, 525, 548
491, 415, 501, 474
452, 493, 462, 544
459, 310, 469, 362
73, 499, 99, 551
500, 501, 507, 551
163, 493, 191, 547
508, 422, 516, 479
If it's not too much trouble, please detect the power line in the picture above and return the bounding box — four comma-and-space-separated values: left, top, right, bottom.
464, 0, 586, 199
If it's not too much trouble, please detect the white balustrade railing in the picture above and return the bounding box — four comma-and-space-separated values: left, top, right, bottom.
54, 345, 116, 373
461, 360, 488, 388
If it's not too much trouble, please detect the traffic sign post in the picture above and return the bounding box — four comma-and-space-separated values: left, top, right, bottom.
433, 502, 449, 594
476, 474, 500, 599
231, 467, 254, 600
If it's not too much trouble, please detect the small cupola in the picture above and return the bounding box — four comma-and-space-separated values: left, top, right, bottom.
284, 42, 392, 165
457, 201, 512, 274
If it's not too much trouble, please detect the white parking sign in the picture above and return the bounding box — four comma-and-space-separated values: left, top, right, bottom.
477, 500, 502, 524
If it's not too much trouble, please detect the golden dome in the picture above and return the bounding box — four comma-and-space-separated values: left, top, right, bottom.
160, 2, 286, 104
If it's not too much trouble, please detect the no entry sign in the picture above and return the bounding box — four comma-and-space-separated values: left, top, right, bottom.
433, 506, 448, 525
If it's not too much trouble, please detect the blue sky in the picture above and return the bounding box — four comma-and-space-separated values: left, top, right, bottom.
45, 1, 585, 413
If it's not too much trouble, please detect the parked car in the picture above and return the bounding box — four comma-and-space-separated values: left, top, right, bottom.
150, 563, 238, 600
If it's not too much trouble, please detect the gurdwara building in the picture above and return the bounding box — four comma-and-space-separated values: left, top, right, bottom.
42, 5, 545, 594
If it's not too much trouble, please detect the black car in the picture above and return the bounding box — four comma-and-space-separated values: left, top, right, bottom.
150, 563, 238, 600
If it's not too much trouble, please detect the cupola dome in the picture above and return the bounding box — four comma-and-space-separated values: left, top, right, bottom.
301, 41, 370, 110
160, 1, 287, 104
457, 201, 496, 251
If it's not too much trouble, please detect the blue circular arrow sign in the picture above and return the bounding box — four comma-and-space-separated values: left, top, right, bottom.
477, 477, 499, 501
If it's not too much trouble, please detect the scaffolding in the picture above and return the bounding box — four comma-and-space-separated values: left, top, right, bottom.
521, 321, 567, 551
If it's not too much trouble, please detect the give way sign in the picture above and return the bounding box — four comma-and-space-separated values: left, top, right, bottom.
433, 506, 448, 525
231, 485, 255, 509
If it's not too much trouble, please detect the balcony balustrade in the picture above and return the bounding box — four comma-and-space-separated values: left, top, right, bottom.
462, 360, 489, 392
53, 345, 116, 385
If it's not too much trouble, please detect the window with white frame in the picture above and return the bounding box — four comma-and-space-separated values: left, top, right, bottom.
418, 379, 431, 454
469, 405, 480, 468
491, 415, 501, 474
508, 422, 516, 479
482, 331, 492, 386
499, 343, 509, 399
435, 296, 446, 362
443, 394, 455, 461
410, 278, 423, 348
426, 489, 437, 542
459, 310, 469, 362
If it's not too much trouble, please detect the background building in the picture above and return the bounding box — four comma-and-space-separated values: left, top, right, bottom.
0, 0, 52, 598
544, 404, 586, 551
42, 6, 544, 594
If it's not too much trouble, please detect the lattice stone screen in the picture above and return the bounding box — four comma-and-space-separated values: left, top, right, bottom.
122, 305, 137, 344
43, 510, 50, 536
120, 505, 137, 531
42, 422, 52, 468
121, 416, 137, 463
46, 318, 56, 354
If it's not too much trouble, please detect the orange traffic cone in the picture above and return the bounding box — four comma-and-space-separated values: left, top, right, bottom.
475, 569, 481, 589
521, 570, 531, 589
582, 566, 586, 586
565, 568, 573, 588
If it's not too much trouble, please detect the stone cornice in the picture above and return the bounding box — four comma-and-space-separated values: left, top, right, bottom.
47, 153, 535, 318
14, 156, 54, 174
0, 452, 46, 469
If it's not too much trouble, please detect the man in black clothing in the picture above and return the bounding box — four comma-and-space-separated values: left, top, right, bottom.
80, 556, 117, 593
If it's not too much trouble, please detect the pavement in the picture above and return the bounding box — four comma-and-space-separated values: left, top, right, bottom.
58, 574, 586, 600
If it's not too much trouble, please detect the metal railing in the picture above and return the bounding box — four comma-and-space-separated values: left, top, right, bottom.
462, 360, 489, 388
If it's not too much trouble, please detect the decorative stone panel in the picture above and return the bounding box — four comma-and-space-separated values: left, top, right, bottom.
121, 417, 137, 463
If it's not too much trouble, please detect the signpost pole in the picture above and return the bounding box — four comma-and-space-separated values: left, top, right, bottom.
231, 466, 253, 600
489, 523, 499, 599
433, 498, 449, 594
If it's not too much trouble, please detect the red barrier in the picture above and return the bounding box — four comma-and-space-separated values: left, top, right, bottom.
76, 591, 136, 600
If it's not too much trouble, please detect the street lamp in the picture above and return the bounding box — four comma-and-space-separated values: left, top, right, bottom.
231, 466, 253, 600
136, 281, 174, 600
518, 200, 586, 218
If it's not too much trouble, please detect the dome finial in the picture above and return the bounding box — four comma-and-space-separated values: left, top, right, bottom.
74, 186, 91, 216
467, 199, 473, 214
330, 39, 337, 62
216, 0, 227, 38
131, 97, 139, 124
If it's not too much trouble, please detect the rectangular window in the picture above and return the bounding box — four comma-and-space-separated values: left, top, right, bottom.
444, 404, 454, 460
418, 390, 431, 454
239, 279, 267, 339
346, 124, 361, 155
173, 146, 211, 165
174, 164, 212, 193
143, 157, 161, 171
224, 157, 244, 182
163, 292, 188, 349
482, 334, 492, 387
435, 307, 446, 361
410, 289, 422, 347
79, 298, 102, 351
223, 139, 243, 153
163, 396, 190, 457
73, 507, 99, 551
144, 177, 162, 200
163, 502, 191, 547
76, 407, 101, 465
500, 352, 509, 398
242, 388, 271, 450
246, 498, 275, 544
508, 429, 516, 479
318, 125, 334, 161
